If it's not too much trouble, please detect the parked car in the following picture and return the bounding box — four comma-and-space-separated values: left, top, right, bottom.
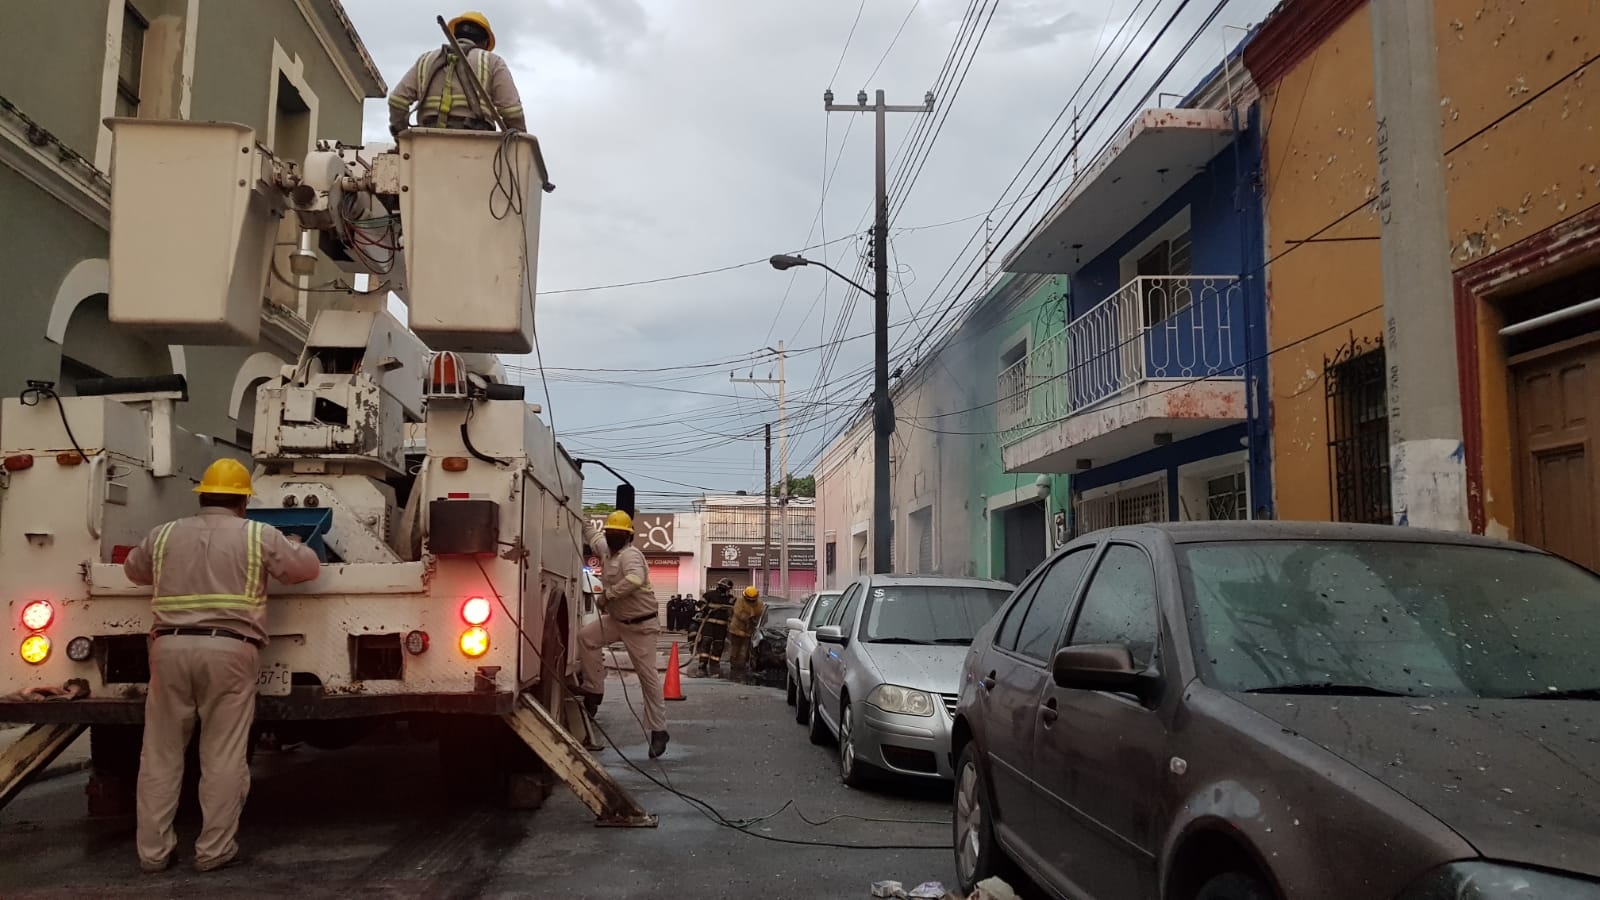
751, 601, 804, 681
951, 521, 1600, 900
808, 575, 1013, 787
783, 589, 845, 720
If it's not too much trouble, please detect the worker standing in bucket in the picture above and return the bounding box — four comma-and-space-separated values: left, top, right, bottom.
726, 586, 766, 684
578, 511, 670, 760
387, 10, 526, 137
123, 458, 321, 874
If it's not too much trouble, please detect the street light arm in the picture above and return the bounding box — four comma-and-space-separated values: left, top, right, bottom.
810, 260, 875, 299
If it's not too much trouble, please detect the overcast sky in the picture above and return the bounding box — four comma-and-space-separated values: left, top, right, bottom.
341, 0, 1276, 511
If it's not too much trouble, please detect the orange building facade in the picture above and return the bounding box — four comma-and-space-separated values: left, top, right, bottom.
1246, 0, 1600, 567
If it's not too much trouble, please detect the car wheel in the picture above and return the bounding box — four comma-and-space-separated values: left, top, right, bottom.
1195, 872, 1274, 900
785, 670, 798, 706
807, 679, 830, 746
794, 676, 811, 724
954, 742, 1017, 894
838, 702, 871, 788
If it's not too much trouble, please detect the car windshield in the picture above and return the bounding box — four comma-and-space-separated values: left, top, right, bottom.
862, 585, 1010, 645
1179, 540, 1600, 699
762, 605, 802, 628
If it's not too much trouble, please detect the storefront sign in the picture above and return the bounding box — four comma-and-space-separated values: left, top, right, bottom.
709, 542, 816, 570
586, 513, 677, 552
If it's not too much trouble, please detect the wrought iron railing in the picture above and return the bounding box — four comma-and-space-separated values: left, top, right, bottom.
999, 275, 1244, 442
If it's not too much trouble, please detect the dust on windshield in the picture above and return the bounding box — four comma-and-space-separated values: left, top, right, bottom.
1179, 540, 1600, 698
862, 585, 1010, 645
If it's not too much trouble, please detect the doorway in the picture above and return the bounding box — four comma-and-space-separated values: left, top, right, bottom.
1511, 333, 1600, 571
1000, 500, 1046, 585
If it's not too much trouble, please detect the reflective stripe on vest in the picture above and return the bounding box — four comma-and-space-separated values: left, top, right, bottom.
151, 520, 266, 612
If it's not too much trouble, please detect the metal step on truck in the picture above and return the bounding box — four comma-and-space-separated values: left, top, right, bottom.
0, 119, 652, 826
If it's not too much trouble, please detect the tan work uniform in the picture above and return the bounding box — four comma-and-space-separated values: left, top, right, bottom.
124, 508, 320, 870
726, 593, 766, 677
387, 40, 526, 134
577, 527, 665, 733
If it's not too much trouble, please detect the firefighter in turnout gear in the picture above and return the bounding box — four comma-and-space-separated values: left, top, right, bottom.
693, 579, 735, 678
578, 511, 670, 759
387, 11, 526, 137
123, 458, 320, 873
726, 586, 766, 684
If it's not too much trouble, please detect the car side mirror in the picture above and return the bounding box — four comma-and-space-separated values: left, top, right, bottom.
1051, 644, 1160, 704
785, 617, 806, 631
816, 625, 847, 645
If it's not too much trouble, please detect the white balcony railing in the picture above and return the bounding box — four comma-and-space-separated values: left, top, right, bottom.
999, 275, 1244, 441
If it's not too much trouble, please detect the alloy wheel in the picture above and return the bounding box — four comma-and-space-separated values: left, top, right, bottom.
955, 758, 983, 884
839, 704, 856, 781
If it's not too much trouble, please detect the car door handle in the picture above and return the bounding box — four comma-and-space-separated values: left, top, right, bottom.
980, 671, 996, 691
1039, 697, 1059, 726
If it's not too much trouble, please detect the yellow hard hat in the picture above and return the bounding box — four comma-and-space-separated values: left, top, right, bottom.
447, 10, 496, 51
604, 510, 634, 533
744, 586, 759, 599
194, 458, 253, 496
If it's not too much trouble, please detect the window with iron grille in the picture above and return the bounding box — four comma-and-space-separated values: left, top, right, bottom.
1325, 334, 1391, 524
1205, 472, 1248, 520
1075, 478, 1167, 536
117, 4, 148, 118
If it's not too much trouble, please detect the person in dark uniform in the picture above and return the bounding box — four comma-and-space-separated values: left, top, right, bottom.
693, 579, 736, 677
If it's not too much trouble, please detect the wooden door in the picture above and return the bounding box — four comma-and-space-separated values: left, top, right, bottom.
1511, 335, 1600, 570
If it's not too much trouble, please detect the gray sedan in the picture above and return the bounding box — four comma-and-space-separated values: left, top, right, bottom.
806, 574, 1013, 786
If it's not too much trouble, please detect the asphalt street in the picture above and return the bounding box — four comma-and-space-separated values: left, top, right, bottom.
0, 674, 959, 899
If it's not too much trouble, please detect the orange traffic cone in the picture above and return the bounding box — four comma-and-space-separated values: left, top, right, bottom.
663, 642, 686, 701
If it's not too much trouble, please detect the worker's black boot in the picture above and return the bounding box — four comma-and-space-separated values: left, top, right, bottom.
648, 730, 669, 759
582, 691, 602, 717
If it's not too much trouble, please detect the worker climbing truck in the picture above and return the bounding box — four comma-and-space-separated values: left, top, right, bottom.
0, 118, 653, 825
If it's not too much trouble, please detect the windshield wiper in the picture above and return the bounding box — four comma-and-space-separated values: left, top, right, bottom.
1507, 687, 1600, 701
1244, 683, 1419, 697
869, 637, 932, 645
932, 638, 973, 645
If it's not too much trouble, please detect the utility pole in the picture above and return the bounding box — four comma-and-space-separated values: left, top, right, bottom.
824, 88, 934, 573
733, 345, 787, 595
762, 424, 773, 596
1370, 0, 1468, 531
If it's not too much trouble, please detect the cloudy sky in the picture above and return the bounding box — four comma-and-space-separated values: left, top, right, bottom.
341, 0, 1276, 510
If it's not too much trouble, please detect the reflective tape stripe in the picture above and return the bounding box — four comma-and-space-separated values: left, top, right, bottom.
388, 94, 410, 109
152, 522, 177, 582
152, 594, 265, 612
498, 104, 522, 117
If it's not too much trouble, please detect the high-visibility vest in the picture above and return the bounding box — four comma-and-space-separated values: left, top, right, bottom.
151, 520, 267, 613
413, 47, 493, 125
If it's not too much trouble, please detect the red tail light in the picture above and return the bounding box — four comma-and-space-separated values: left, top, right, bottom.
461, 596, 491, 626
20, 600, 53, 631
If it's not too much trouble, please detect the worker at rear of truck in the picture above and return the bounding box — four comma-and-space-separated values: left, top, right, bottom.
578, 511, 670, 759
122, 458, 321, 874
387, 10, 526, 137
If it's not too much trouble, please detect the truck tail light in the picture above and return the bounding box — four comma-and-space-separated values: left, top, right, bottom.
20, 600, 53, 631
20, 634, 50, 664
459, 627, 489, 658
3, 454, 33, 471
461, 596, 491, 626
405, 630, 429, 655
441, 457, 468, 472
66, 636, 93, 661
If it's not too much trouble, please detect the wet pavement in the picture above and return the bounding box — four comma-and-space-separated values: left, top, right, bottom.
0, 674, 957, 899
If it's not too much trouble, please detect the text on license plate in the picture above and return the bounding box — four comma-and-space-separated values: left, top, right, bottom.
257, 662, 292, 696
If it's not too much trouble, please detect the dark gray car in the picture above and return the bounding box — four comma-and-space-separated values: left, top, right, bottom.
951, 521, 1600, 899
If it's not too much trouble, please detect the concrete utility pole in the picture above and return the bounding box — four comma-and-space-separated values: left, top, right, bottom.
732, 345, 787, 596
824, 88, 933, 573
1369, 0, 1469, 531
762, 424, 773, 596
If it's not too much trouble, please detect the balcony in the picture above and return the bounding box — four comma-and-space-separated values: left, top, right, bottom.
1001, 275, 1248, 472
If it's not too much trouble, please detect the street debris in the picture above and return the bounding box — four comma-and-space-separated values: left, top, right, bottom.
871, 878, 1012, 899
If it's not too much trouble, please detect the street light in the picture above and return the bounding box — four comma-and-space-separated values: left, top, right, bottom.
767, 254, 874, 298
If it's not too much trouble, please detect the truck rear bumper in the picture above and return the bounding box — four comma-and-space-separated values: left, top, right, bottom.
0, 689, 515, 725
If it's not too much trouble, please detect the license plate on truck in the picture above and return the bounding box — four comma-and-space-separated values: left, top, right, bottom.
257, 661, 292, 696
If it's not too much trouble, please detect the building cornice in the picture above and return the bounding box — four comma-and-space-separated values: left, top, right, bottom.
1243, 0, 1366, 90
293, 0, 388, 100
0, 95, 110, 229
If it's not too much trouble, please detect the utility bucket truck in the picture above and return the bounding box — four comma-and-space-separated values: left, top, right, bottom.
0, 120, 652, 826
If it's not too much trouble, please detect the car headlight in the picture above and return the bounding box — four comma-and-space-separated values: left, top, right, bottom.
866, 684, 936, 717
1404, 861, 1600, 899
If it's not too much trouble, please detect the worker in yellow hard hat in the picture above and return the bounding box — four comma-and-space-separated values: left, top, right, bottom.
577, 510, 670, 758
123, 458, 320, 873
726, 585, 766, 684
387, 10, 527, 137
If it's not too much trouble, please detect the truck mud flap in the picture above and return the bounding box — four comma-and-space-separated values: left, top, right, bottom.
501, 693, 656, 828
0, 723, 87, 812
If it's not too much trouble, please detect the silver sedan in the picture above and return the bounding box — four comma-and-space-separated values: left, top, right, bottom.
805, 574, 1012, 787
